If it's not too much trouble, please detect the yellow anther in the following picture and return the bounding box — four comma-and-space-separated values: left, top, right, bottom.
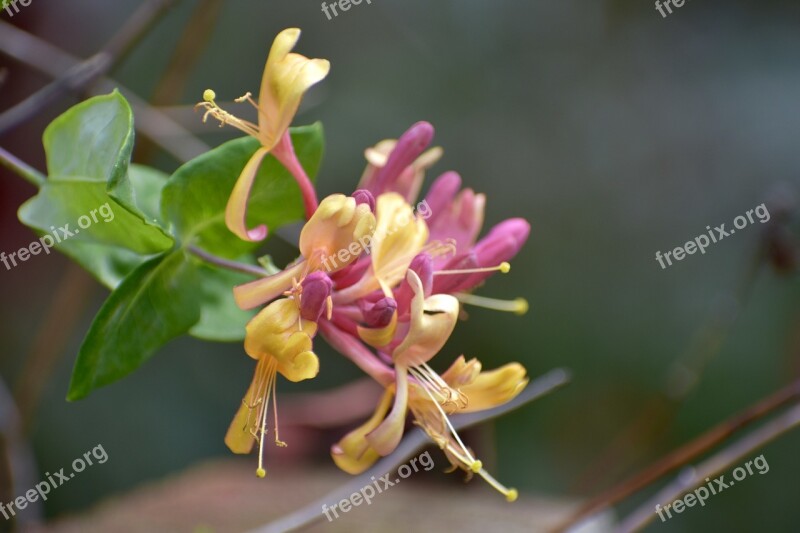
470, 460, 483, 473
256, 467, 266, 478
499, 262, 511, 273
203, 89, 216, 103
506, 488, 518, 502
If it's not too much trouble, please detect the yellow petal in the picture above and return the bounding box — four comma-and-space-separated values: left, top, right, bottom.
366, 365, 409, 456
258, 28, 330, 150
225, 147, 270, 242
224, 368, 261, 454
277, 333, 320, 382
460, 363, 529, 413
356, 310, 397, 348
233, 261, 306, 310
392, 270, 459, 367
244, 299, 319, 381
299, 194, 375, 270
441, 355, 482, 388
371, 193, 429, 288
331, 389, 393, 474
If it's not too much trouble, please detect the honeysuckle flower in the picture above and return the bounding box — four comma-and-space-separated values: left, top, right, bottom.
330, 271, 528, 500
356, 121, 531, 315
226, 298, 319, 477
233, 193, 375, 310
197, 28, 330, 241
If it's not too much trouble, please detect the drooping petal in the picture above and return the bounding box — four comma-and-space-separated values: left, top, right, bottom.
225, 147, 270, 242
366, 365, 409, 456
331, 389, 394, 474
233, 261, 306, 310
224, 367, 262, 454
459, 362, 529, 412
258, 28, 330, 150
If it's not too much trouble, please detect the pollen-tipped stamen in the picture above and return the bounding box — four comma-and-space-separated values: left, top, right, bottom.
196, 89, 261, 138
433, 261, 511, 276
247, 357, 282, 478
475, 467, 519, 502
454, 293, 529, 315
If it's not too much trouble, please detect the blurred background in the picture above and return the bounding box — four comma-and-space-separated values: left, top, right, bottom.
1, 0, 799, 531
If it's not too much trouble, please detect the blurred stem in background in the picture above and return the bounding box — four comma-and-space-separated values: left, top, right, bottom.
572, 193, 792, 495
558, 376, 800, 531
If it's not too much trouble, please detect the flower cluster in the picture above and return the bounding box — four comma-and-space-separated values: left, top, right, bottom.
199, 28, 531, 501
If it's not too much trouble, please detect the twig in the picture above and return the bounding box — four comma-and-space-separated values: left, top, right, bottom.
249, 368, 571, 533
0, 0, 178, 134
0, 20, 209, 163
0, 145, 45, 187
187, 245, 268, 278
616, 402, 800, 532
558, 378, 800, 531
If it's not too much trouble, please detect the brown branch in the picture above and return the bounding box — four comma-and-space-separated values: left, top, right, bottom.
617, 401, 800, 532
0, 20, 209, 163
557, 378, 800, 531
0, 0, 179, 134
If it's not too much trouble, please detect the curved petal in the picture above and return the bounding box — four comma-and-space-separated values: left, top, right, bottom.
366, 365, 409, 456
331, 389, 394, 474
225, 146, 271, 242
460, 363, 529, 413
258, 28, 330, 150
233, 261, 306, 310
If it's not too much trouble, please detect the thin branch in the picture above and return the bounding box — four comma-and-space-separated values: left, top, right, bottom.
0, 145, 45, 187
0, 20, 210, 163
616, 401, 800, 532
558, 378, 800, 531
0, 0, 178, 134
187, 245, 268, 278
248, 368, 571, 533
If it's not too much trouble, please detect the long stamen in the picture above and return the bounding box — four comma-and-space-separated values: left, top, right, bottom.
255, 358, 278, 478
475, 468, 519, 502
455, 292, 529, 315
434, 261, 511, 276
272, 367, 286, 447
416, 377, 479, 469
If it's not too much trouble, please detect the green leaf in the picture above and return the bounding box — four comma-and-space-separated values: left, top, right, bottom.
189, 262, 258, 342
20, 92, 175, 287
161, 123, 324, 257
43, 90, 134, 203
18, 177, 173, 254
67, 250, 200, 401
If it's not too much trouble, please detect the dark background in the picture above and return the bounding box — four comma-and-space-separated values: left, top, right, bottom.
1, 1, 799, 531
